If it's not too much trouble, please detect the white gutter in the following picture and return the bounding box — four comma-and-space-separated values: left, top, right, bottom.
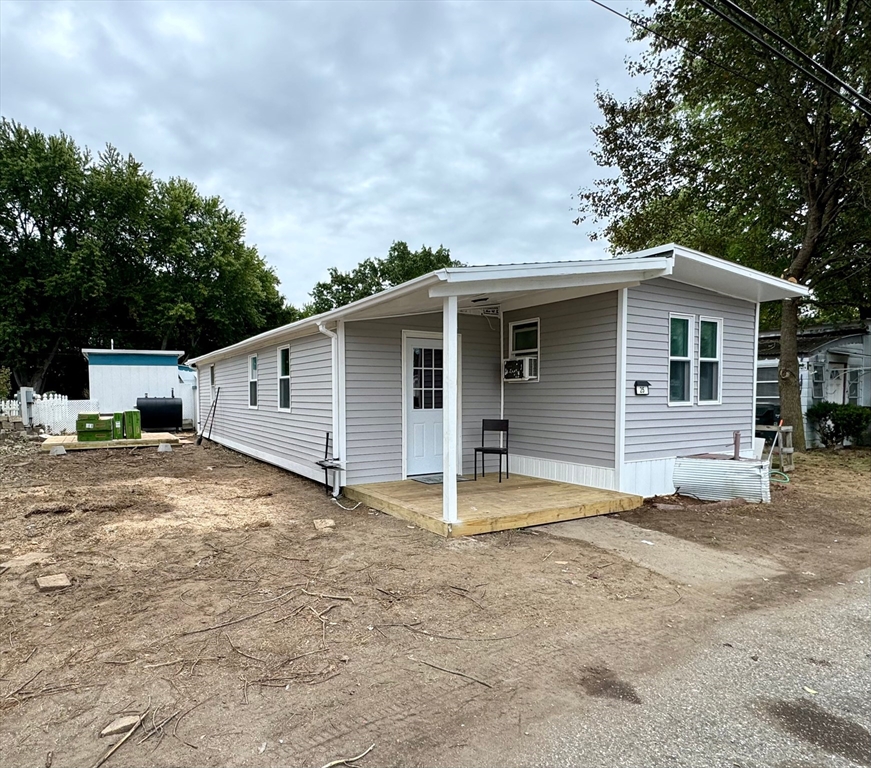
317, 322, 343, 497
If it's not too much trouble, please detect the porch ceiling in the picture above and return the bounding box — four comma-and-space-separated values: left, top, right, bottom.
345, 279, 647, 321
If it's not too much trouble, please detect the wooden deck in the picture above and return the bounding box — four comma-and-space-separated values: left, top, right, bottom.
41, 433, 180, 451
344, 474, 642, 537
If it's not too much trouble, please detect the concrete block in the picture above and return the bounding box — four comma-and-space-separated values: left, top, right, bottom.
100, 715, 140, 737
36, 573, 71, 591
49, 446, 67, 456
1, 552, 54, 572
157, 443, 172, 453
313, 518, 335, 531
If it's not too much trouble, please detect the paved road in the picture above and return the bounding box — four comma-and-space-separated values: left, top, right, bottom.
527, 570, 871, 768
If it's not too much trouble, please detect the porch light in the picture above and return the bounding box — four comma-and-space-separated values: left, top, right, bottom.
634, 380, 650, 396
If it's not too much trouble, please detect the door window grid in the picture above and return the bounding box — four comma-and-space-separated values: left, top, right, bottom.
412, 346, 443, 410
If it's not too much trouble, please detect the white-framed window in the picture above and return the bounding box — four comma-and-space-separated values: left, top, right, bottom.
209, 364, 215, 399
698, 317, 722, 404
811, 362, 824, 400
248, 354, 258, 408
278, 346, 291, 411
756, 364, 779, 403
509, 318, 540, 380
847, 368, 859, 405
668, 314, 693, 405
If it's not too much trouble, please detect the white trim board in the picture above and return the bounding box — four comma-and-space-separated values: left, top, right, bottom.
615, 287, 627, 488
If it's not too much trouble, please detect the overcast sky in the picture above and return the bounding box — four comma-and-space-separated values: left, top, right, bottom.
0, 0, 647, 306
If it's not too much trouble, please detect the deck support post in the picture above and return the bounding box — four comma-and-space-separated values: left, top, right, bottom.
442, 295, 459, 525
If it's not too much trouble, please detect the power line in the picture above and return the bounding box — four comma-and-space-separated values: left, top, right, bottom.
695, 0, 871, 119
715, 0, 871, 111
588, 0, 769, 93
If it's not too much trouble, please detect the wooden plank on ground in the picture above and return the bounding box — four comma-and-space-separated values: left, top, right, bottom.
40, 433, 180, 452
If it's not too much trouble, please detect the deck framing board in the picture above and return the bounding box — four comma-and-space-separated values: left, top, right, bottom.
344, 474, 642, 538
40, 433, 180, 451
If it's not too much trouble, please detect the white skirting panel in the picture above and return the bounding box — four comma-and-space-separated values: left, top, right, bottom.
508, 454, 617, 491
620, 457, 676, 498
206, 431, 326, 486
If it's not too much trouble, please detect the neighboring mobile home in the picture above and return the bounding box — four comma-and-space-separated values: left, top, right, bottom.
189, 244, 807, 533
756, 322, 871, 446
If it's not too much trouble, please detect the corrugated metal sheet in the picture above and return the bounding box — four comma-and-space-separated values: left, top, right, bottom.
673, 457, 770, 503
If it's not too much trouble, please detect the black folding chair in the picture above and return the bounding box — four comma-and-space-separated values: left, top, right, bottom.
474, 419, 509, 482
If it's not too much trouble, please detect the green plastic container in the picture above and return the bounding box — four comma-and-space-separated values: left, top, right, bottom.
77, 429, 113, 442
124, 409, 141, 439
76, 416, 113, 432
112, 412, 124, 440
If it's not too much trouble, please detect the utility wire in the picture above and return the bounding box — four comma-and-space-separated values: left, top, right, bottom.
715, 0, 871, 110
695, 0, 871, 118
588, 0, 769, 93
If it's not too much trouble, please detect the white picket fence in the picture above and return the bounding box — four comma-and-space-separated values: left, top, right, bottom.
34, 395, 100, 434
0, 399, 18, 419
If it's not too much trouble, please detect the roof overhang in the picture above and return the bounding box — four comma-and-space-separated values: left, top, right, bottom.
189, 243, 808, 366
82, 349, 185, 361
618, 244, 810, 303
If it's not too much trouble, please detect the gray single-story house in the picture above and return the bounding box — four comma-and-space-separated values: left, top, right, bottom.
188, 244, 806, 531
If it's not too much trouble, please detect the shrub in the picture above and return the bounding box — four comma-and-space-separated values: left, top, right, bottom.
0, 368, 10, 400
806, 401, 871, 447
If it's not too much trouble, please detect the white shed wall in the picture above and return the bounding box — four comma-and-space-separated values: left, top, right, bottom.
88, 364, 179, 414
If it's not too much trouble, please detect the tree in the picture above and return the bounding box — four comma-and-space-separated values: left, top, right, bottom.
305, 241, 460, 315
0, 119, 94, 392
0, 119, 293, 393
576, 0, 870, 449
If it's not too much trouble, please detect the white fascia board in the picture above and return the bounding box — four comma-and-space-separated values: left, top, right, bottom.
82, 349, 185, 360
428, 260, 672, 298
616, 243, 810, 302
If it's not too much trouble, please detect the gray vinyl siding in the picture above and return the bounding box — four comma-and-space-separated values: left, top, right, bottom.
625, 278, 756, 461
198, 333, 333, 477
503, 292, 618, 468
344, 313, 501, 484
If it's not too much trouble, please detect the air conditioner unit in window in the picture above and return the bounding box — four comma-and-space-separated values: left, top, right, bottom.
503, 356, 538, 381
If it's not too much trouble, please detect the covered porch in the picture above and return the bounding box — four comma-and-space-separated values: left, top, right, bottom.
344, 473, 643, 537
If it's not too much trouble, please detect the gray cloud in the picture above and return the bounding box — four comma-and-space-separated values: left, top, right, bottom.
0, 0, 647, 305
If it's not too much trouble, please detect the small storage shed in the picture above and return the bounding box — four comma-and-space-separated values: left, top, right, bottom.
82, 349, 188, 418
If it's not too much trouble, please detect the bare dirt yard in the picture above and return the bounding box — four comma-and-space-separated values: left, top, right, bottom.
0, 436, 868, 768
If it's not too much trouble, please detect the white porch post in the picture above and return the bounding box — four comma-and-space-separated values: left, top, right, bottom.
442, 295, 459, 525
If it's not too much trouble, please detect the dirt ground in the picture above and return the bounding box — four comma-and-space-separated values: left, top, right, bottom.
0, 436, 868, 768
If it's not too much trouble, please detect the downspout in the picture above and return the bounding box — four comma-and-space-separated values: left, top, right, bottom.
317, 322, 343, 497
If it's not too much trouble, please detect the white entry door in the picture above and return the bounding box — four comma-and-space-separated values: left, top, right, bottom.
406, 336, 445, 476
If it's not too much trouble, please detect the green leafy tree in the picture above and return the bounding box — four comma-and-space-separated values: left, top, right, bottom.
305, 241, 461, 315
0, 119, 94, 391
0, 119, 293, 392
576, 0, 870, 450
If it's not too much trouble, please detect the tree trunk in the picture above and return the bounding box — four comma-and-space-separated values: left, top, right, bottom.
779, 297, 806, 451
